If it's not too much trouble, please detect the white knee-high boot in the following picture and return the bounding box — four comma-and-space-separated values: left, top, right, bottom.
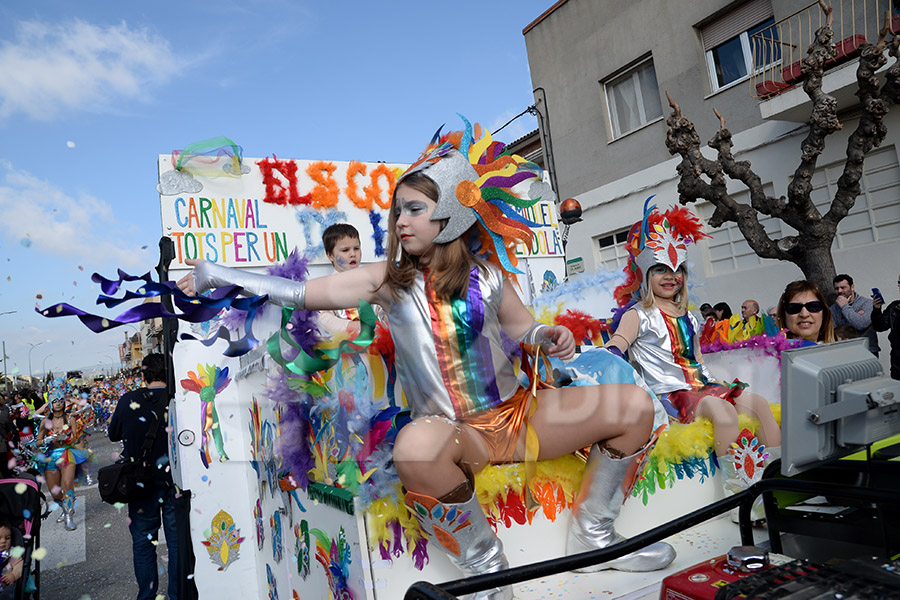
405, 478, 513, 600
566, 444, 676, 572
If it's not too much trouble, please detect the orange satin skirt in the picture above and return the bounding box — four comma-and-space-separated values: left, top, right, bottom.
459, 387, 531, 463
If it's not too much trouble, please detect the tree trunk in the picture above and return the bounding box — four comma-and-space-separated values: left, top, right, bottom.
796, 244, 837, 304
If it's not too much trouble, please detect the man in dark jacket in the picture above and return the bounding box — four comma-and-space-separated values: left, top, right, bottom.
108, 354, 178, 600
872, 276, 900, 380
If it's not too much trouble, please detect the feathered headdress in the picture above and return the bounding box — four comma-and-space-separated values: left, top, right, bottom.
614, 197, 710, 305
398, 115, 555, 274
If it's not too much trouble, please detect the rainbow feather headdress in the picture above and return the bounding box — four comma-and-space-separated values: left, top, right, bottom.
614, 197, 710, 305
398, 115, 555, 274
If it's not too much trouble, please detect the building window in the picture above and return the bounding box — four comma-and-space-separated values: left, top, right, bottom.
595, 229, 632, 272
701, 0, 777, 92
604, 58, 663, 139
807, 146, 900, 250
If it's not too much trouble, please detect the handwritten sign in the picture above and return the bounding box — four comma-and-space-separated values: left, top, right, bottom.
159, 156, 407, 268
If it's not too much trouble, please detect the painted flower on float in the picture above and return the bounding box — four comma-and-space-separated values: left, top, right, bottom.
180, 363, 232, 468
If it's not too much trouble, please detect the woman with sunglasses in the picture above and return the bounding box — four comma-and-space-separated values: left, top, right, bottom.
775, 281, 836, 344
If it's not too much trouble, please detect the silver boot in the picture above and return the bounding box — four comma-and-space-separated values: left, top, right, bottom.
406, 480, 513, 600
64, 491, 77, 531
55, 500, 67, 524
566, 444, 676, 572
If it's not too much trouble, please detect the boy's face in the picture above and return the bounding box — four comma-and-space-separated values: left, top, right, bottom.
327, 236, 361, 272
0, 527, 11, 551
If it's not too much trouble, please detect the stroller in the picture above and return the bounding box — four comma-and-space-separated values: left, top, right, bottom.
0, 474, 46, 599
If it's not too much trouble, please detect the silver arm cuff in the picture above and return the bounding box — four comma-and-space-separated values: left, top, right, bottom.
515, 322, 552, 347
193, 260, 306, 309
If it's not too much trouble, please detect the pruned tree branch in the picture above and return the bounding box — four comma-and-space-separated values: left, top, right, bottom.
826, 11, 894, 226
787, 13, 840, 226
663, 1, 898, 297
665, 93, 795, 262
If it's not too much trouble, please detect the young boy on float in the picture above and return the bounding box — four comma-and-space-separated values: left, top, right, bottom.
177, 121, 675, 599
319, 223, 366, 335
606, 201, 781, 521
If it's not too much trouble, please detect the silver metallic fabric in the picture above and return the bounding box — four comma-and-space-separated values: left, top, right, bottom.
405, 487, 512, 600
515, 321, 552, 347
567, 444, 676, 572
628, 305, 712, 394
192, 260, 306, 309
64, 491, 77, 531
385, 264, 520, 420
399, 148, 480, 244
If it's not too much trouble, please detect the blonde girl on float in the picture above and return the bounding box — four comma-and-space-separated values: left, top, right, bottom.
606, 201, 780, 520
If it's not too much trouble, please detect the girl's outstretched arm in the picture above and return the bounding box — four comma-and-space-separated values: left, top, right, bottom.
606, 308, 639, 354
497, 278, 575, 360
176, 259, 388, 311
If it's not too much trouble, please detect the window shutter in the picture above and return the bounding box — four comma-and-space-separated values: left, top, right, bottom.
701, 0, 773, 51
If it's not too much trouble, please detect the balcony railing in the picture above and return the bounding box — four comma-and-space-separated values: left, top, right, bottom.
751, 0, 899, 99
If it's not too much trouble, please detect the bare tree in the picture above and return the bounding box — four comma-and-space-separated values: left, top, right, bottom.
665, 1, 900, 299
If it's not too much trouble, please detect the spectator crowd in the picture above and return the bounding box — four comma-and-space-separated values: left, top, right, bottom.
696, 272, 898, 379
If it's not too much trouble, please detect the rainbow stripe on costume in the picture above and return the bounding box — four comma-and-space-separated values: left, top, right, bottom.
425, 267, 502, 418
661, 312, 708, 389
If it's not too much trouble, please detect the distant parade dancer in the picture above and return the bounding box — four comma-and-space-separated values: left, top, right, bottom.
36, 397, 89, 531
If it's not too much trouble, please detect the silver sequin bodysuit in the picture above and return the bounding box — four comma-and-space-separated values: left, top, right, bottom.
628, 305, 713, 395
384, 264, 521, 420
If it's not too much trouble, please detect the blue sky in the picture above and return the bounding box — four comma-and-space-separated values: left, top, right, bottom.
0, 0, 551, 378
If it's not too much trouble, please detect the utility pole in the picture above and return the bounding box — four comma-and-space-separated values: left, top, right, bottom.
2, 341, 8, 392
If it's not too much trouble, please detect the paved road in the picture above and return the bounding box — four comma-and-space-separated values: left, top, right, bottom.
37, 432, 172, 600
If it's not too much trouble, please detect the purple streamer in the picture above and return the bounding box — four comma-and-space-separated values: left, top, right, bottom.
39, 267, 269, 356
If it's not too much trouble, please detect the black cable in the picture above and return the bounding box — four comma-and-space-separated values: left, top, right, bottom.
491, 105, 538, 136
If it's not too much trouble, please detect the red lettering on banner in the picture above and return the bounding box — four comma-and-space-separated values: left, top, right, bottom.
257, 156, 304, 205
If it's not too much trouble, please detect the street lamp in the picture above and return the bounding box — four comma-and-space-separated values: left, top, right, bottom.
42, 354, 54, 379
101, 354, 115, 377
1, 311, 17, 390
27, 341, 45, 383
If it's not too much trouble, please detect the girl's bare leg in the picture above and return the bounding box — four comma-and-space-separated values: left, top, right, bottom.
393, 417, 490, 498
61, 463, 76, 495
528, 383, 674, 572
696, 396, 739, 457
735, 392, 781, 447
523, 383, 654, 459
395, 417, 511, 598
45, 470, 63, 501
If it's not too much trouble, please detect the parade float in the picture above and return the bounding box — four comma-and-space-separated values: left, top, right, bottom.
41, 138, 800, 599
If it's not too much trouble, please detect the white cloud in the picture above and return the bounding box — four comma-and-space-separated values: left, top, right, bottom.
0, 19, 178, 120
0, 159, 144, 267
66, 141, 75, 148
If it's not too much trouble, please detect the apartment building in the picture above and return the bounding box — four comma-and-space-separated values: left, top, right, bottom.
524, 0, 900, 354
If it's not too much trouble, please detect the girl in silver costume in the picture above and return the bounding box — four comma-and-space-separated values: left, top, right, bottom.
606, 203, 780, 522
178, 125, 674, 598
